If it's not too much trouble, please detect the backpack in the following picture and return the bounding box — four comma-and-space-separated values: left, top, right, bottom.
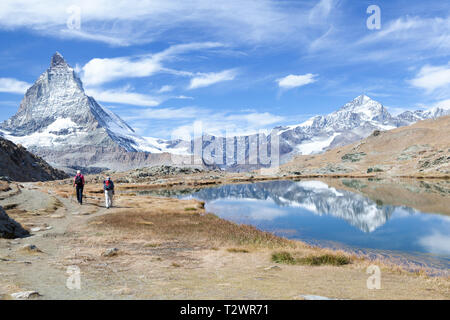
105, 180, 113, 190
74, 175, 83, 186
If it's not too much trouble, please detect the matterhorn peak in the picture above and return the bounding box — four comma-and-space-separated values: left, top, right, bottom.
0, 52, 167, 161
50, 51, 68, 67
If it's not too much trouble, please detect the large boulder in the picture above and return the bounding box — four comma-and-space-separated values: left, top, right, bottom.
0, 206, 29, 239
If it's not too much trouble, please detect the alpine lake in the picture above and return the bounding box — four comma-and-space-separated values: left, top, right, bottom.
124, 178, 450, 274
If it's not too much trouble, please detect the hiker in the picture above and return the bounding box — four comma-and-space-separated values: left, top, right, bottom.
73, 170, 85, 205
103, 176, 115, 209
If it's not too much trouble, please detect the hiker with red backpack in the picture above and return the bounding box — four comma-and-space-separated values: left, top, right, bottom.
73, 170, 85, 205
103, 176, 115, 209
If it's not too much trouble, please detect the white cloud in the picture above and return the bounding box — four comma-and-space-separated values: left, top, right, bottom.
409, 64, 450, 92
59, 28, 129, 46
174, 95, 194, 100
188, 69, 237, 89
0, 77, 31, 94
224, 112, 284, 127
85, 87, 160, 106
82, 56, 161, 86
158, 85, 174, 93
359, 16, 450, 50
308, 14, 450, 65
277, 73, 317, 89
123, 105, 285, 138
125, 107, 204, 120
81, 42, 223, 86
309, 0, 335, 23
0, 0, 318, 46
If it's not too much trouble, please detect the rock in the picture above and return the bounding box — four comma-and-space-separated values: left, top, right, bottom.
50, 214, 65, 219
30, 227, 42, 232
10, 291, 41, 299
341, 152, 366, 163
19, 244, 42, 253
102, 248, 119, 257
264, 265, 281, 271
0, 206, 29, 239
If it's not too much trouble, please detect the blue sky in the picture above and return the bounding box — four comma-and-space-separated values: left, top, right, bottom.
0, 0, 449, 139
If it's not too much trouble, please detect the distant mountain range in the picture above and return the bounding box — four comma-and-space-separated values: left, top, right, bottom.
281, 114, 450, 177
1, 52, 448, 173
275, 94, 449, 156
167, 94, 449, 171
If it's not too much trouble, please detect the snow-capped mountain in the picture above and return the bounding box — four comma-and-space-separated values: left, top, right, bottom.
0, 52, 185, 172
181, 94, 449, 169
396, 104, 450, 124
277, 95, 407, 157
1, 52, 448, 172
1, 52, 166, 153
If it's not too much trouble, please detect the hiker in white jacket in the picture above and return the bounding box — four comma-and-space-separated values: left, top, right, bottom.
103, 177, 115, 209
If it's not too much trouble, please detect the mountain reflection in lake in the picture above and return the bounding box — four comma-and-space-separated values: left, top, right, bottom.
172, 180, 450, 270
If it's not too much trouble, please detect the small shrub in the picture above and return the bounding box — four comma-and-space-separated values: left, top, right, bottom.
144, 243, 160, 248
271, 251, 296, 264
227, 248, 249, 253
297, 254, 351, 266
272, 252, 351, 266
367, 166, 384, 173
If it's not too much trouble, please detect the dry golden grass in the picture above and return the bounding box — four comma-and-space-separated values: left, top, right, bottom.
92, 210, 292, 249
42, 196, 63, 214
88, 195, 293, 249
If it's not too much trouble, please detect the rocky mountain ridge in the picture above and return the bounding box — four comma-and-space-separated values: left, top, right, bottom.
0, 136, 68, 182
